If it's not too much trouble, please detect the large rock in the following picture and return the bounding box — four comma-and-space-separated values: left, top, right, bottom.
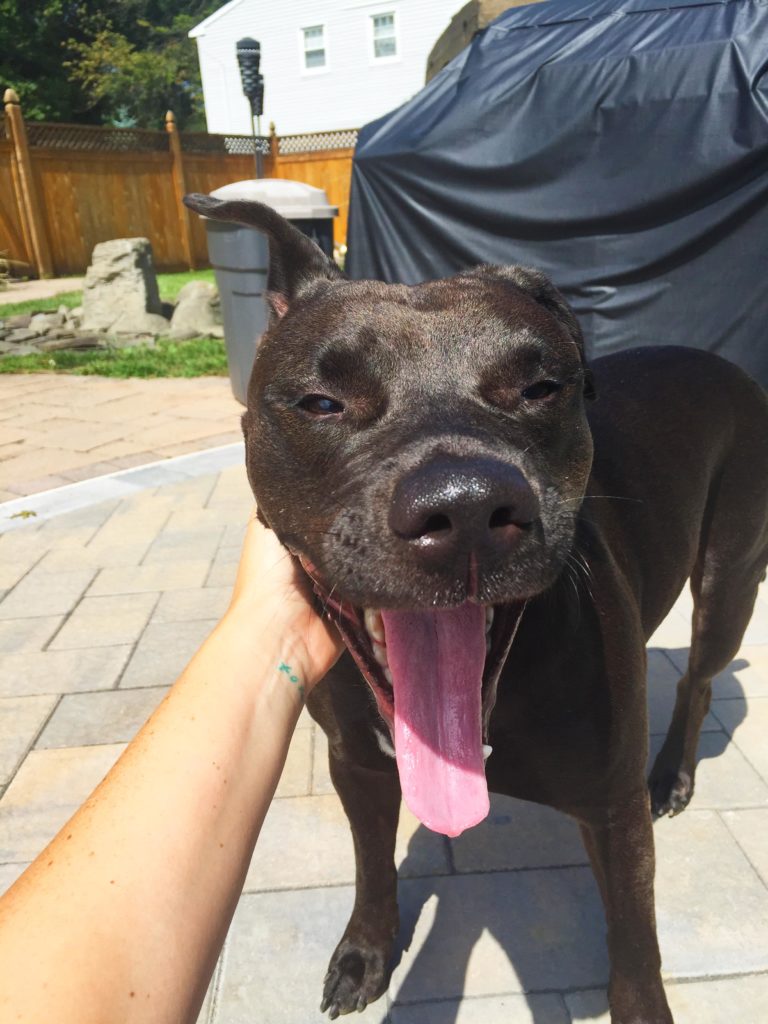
168, 281, 222, 340
81, 238, 170, 336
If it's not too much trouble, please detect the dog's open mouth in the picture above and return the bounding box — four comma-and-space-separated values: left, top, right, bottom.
299, 556, 525, 838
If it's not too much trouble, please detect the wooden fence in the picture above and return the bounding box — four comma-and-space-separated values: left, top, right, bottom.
0, 89, 357, 278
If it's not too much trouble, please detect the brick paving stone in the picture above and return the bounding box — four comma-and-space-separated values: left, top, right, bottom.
0, 558, 39, 591
0, 695, 57, 784
88, 560, 211, 596
206, 467, 252, 508
152, 586, 230, 624
35, 686, 168, 748
49, 593, 158, 650
0, 646, 131, 697
119, 619, 217, 688
274, 728, 312, 799
389, 870, 608, 1003
242, 793, 449, 893
647, 731, 768, 809
567, 974, 768, 1023
0, 860, 29, 896
654, 809, 768, 977
311, 727, 334, 795
0, 567, 95, 620
58, 460, 122, 483
152, 433, 241, 460
0, 744, 125, 862
141, 527, 224, 565
39, 543, 151, 571
0, 616, 64, 653
646, 649, 719, 735
720, 808, 768, 887
392, 994, 569, 1024
3, 473, 73, 496
666, 644, 768, 699
711, 696, 768, 781
214, 888, 390, 1024
450, 793, 588, 873
205, 547, 240, 588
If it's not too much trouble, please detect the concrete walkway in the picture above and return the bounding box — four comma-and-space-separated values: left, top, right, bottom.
0, 373, 242, 500
0, 457, 766, 1022
1, 276, 83, 304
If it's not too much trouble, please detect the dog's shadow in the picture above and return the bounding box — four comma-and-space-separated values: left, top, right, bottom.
372, 651, 747, 1023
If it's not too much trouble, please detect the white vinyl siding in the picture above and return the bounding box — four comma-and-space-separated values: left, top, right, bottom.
191, 0, 461, 136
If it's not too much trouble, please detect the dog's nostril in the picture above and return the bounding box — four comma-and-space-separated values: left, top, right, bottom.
420, 513, 452, 537
489, 506, 515, 529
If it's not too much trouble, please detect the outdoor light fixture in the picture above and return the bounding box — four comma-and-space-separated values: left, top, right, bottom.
236, 37, 265, 178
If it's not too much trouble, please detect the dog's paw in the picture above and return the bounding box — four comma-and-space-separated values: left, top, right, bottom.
648, 768, 693, 818
320, 940, 390, 1019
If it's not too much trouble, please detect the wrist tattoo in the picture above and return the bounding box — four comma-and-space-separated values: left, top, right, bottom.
278, 662, 305, 703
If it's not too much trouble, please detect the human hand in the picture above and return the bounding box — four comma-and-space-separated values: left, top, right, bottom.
226, 511, 344, 691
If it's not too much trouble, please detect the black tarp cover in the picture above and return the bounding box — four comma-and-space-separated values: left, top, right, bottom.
347, 0, 768, 385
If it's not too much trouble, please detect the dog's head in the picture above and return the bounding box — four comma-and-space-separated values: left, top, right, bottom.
186, 193, 595, 835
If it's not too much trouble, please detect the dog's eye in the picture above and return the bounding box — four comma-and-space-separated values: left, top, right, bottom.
521, 380, 562, 401
297, 394, 345, 416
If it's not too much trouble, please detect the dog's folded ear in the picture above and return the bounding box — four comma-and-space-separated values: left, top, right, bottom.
183, 193, 344, 320
465, 266, 596, 400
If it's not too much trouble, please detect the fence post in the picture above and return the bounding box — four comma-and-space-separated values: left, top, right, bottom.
268, 121, 279, 176
3, 89, 54, 279
165, 110, 197, 271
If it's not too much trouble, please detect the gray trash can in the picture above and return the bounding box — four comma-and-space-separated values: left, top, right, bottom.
202, 178, 338, 404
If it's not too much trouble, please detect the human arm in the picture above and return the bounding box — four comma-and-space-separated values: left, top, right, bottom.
0, 514, 342, 1024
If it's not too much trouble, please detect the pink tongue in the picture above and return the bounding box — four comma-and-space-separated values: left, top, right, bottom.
380, 603, 489, 837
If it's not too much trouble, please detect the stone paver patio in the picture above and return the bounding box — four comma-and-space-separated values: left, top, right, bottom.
0, 458, 767, 1023
0, 373, 242, 500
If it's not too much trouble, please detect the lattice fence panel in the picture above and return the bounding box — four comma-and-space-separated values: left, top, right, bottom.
279, 129, 358, 154
25, 123, 168, 152
181, 132, 270, 156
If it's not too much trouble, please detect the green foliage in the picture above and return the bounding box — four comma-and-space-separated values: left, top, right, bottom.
0, 336, 229, 378
0, 1, 220, 128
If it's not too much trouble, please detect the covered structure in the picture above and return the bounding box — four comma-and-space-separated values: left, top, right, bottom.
347, 0, 768, 385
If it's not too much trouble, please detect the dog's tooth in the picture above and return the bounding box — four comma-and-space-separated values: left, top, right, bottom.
383, 666, 393, 686
485, 607, 494, 633
373, 640, 389, 668
482, 744, 493, 761
364, 608, 385, 644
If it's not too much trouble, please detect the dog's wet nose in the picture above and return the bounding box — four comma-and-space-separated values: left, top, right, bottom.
389, 456, 538, 563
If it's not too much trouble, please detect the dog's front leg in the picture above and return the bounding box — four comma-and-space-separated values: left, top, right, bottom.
320, 753, 401, 1019
579, 791, 673, 1024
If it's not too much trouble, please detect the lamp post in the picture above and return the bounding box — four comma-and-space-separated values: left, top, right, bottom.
236, 37, 265, 178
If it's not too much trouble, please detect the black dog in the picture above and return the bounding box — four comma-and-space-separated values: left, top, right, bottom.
187, 192, 768, 1023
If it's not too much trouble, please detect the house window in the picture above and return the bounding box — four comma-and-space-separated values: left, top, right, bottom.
372, 13, 396, 59
303, 25, 326, 69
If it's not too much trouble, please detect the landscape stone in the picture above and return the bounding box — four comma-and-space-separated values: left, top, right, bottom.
39, 335, 105, 352
29, 312, 65, 332
81, 237, 170, 336
7, 329, 39, 343
5, 314, 31, 329
168, 280, 222, 340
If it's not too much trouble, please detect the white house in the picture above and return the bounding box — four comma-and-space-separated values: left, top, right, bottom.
190, 0, 463, 137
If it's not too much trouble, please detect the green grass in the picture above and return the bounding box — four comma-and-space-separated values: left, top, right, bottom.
0, 336, 229, 378
157, 269, 215, 303
0, 291, 82, 318
0, 269, 215, 319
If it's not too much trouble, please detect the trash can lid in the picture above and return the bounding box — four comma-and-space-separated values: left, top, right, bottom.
210, 178, 338, 218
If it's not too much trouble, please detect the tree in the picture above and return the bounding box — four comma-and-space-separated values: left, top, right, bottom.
0, 1, 219, 128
